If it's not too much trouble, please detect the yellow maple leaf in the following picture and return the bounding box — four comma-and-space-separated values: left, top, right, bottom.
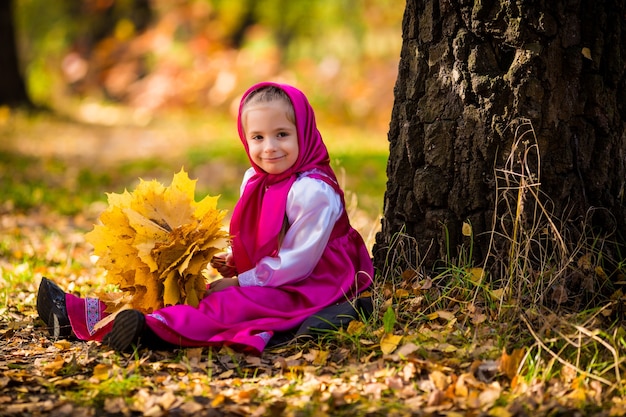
135, 267, 162, 312
163, 269, 181, 307
186, 250, 221, 275
86, 168, 229, 314
184, 276, 205, 307
195, 194, 221, 218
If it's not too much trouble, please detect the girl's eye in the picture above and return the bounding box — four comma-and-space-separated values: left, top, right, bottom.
277, 131, 289, 138
251, 135, 263, 141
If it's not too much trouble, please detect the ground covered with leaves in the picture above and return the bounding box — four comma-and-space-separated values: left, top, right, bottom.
1, 114, 625, 416
3, 209, 623, 417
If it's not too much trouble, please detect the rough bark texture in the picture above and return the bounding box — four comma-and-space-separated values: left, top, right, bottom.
373, 0, 626, 275
0, 0, 31, 107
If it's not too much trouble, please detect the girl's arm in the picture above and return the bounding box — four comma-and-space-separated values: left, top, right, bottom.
237, 176, 342, 287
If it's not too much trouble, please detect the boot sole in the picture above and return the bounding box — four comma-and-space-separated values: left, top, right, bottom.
103, 310, 146, 352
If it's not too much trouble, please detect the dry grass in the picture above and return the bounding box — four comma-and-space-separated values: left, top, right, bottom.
374, 118, 626, 397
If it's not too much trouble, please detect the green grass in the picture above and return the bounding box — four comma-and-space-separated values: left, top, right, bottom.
0, 109, 388, 223
0, 151, 113, 215
4, 113, 626, 411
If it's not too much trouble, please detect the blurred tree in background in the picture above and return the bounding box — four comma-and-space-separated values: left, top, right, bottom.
9, 0, 402, 130
0, 0, 31, 107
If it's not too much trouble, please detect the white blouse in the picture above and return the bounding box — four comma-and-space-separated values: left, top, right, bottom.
237, 168, 343, 287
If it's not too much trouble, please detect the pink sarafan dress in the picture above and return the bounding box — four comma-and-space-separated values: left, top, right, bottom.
65, 82, 373, 353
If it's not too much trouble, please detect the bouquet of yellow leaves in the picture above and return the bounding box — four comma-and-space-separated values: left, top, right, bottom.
85, 169, 229, 315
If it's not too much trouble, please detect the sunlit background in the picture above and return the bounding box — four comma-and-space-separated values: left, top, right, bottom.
4, 0, 404, 244
16, 0, 402, 125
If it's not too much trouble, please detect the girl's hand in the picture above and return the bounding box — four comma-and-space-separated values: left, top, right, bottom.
206, 277, 239, 295
211, 253, 237, 278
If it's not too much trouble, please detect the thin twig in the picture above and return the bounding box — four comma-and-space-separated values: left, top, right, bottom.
520, 313, 613, 387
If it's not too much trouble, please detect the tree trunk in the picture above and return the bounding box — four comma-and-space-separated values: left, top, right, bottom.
374, 0, 625, 283
0, 0, 32, 107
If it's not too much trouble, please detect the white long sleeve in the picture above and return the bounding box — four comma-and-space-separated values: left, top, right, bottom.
237, 171, 342, 287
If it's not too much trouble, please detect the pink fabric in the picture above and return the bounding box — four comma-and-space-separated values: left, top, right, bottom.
67, 82, 373, 353
230, 82, 340, 272
65, 293, 112, 341
145, 213, 372, 353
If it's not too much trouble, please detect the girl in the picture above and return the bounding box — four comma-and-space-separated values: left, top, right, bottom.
37, 82, 373, 353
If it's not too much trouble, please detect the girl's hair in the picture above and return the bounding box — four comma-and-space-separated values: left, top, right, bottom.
242, 85, 295, 124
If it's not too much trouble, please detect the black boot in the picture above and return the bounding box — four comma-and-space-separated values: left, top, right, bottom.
103, 309, 177, 352
36, 277, 72, 339
103, 309, 145, 352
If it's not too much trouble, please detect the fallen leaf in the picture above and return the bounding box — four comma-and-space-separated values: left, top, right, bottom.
92, 363, 112, 381
53, 340, 72, 350
490, 288, 505, 301
488, 406, 512, 417
471, 312, 487, 325
380, 334, 403, 355
395, 342, 419, 358
395, 288, 410, 298
217, 370, 234, 379
468, 267, 485, 283
499, 348, 526, 380
454, 373, 469, 397
42, 355, 65, 375
312, 350, 329, 366
427, 310, 455, 321
429, 370, 449, 391
479, 383, 502, 409
347, 320, 365, 336
210, 393, 226, 407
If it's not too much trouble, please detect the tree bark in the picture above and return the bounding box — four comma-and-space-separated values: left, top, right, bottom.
374, 0, 626, 280
0, 0, 32, 107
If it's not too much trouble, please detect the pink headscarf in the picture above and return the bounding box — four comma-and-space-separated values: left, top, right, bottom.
229, 82, 341, 273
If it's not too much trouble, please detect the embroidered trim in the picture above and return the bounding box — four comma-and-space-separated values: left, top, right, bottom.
149, 313, 168, 324
254, 331, 273, 344
85, 297, 101, 336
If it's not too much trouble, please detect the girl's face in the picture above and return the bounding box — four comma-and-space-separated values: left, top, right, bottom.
243, 100, 299, 175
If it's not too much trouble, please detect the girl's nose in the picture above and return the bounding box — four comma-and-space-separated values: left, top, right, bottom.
263, 138, 277, 152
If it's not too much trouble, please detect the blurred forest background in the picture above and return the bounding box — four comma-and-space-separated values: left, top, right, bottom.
2, 0, 403, 243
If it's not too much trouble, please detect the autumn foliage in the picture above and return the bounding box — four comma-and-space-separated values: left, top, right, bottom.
85, 169, 229, 314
